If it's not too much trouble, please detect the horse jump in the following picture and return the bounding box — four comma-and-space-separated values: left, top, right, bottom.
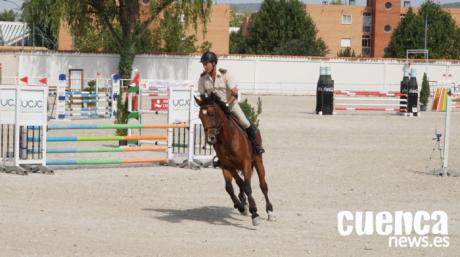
334, 90, 408, 113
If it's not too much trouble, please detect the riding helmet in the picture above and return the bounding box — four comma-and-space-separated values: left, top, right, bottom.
200, 51, 218, 64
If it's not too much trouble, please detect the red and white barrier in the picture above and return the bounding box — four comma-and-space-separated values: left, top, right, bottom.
335, 91, 407, 97
335, 90, 408, 113
335, 107, 406, 112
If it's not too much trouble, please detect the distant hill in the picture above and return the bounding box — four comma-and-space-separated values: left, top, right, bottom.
442, 2, 460, 8
230, 3, 261, 13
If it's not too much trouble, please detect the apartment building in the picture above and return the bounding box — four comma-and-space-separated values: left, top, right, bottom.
307, 0, 460, 58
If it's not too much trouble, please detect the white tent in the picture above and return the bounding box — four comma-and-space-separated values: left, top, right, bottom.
0, 21, 29, 46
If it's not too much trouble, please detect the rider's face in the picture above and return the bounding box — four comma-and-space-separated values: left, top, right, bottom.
202, 61, 214, 74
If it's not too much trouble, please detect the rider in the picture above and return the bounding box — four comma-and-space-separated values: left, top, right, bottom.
198, 51, 265, 155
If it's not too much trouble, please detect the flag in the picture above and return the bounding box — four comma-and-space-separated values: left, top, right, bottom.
39, 77, 47, 85
132, 72, 140, 86
20, 76, 28, 84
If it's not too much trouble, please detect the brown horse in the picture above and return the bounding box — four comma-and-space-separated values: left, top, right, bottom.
195, 94, 275, 226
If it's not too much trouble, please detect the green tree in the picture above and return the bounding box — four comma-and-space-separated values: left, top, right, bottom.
230, 8, 242, 27
0, 10, 16, 21
22, 0, 61, 49
230, 8, 251, 27
156, 10, 196, 53
274, 37, 327, 56
418, 1, 460, 59
229, 30, 248, 53
420, 72, 430, 107
337, 47, 356, 57
62, 0, 211, 78
385, 8, 422, 58
199, 40, 213, 52
73, 28, 116, 52
385, 2, 460, 59
61, 0, 212, 133
244, 0, 328, 56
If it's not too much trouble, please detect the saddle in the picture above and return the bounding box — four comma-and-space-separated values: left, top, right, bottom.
215, 99, 248, 135
212, 100, 261, 168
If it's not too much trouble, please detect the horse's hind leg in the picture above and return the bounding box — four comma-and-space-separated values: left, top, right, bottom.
222, 169, 244, 212
254, 156, 276, 222
230, 169, 248, 215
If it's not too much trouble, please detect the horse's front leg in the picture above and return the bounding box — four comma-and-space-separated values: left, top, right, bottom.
230, 169, 249, 215
222, 168, 244, 212
242, 162, 260, 226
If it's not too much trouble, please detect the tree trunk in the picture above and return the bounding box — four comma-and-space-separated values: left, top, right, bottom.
115, 42, 136, 136
118, 42, 136, 79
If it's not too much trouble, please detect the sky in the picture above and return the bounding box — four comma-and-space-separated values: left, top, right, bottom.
0, 0, 22, 11
1, 0, 460, 12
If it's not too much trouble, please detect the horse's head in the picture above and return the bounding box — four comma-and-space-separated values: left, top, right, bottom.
195, 93, 225, 145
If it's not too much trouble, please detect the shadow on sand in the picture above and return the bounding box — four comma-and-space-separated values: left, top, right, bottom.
142, 206, 256, 230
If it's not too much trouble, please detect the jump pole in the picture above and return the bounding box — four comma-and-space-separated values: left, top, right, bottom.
47, 157, 168, 166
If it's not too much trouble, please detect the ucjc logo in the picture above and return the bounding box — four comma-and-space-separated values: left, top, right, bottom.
21, 100, 43, 109
0, 99, 43, 109
172, 99, 190, 107
0, 98, 15, 107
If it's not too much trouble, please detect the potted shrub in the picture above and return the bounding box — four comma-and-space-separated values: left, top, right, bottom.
420, 72, 430, 111
85, 80, 96, 93
83, 80, 97, 108
239, 97, 262, 127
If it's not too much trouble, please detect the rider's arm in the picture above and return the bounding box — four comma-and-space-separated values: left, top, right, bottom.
227, 91, 238, 105
226, 72, 239, 105
198, 75, 206, 95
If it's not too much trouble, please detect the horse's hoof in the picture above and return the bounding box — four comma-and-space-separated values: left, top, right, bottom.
268, 211, 277, 222
237, 205, 247, 215
252, 216, 261, 226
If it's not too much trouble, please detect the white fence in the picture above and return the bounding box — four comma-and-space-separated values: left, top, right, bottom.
1, 52, 460, 95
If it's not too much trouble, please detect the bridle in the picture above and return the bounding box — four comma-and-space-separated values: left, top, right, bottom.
200, 102, 223, 143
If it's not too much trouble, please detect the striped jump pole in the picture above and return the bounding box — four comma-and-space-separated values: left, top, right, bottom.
65, 91, 111, 97
65, 112, 111, 117
335, 107, 406, 112
47, 123, 188, 130
66, 99, 99, 103
29, 135, 167, 142
55, 73, 117, 120
65, 107, 111, 111
30, 146, 167, 154
47, 157, 168, 166
334, 90, 408, 114
141, 92, 168, 97
335, 91, 407, 97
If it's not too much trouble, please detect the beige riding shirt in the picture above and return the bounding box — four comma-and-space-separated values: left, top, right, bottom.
198, 68, 236, 102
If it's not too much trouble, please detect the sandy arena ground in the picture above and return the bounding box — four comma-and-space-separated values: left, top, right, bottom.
1, 95, 460, 257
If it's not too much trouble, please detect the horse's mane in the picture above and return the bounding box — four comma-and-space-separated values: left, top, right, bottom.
200, 93, 246, 134
201, 93, 231, 117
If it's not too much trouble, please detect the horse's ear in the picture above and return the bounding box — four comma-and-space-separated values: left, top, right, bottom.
194, 95, 203, 106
